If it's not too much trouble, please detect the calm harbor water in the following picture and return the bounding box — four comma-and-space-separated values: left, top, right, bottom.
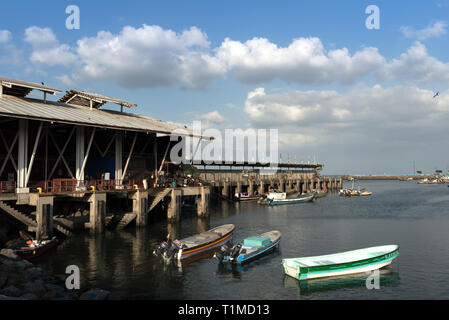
37, 180, 449, 299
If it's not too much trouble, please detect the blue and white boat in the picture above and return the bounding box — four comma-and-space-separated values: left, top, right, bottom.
266, 192, 314, 205
214, 231, 281, 264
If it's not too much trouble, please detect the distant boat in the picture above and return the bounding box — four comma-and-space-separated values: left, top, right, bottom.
7, 237, 58, 260
266, 192, 314, 205
214, 230, 281, 264
153, 224, 235, 262
282, 245, 399, 281
234, 192, 260, 202
266, 190, 287, 200
359, 188, 372, 196
339, 188, 359, 196
313, 189, 328, 199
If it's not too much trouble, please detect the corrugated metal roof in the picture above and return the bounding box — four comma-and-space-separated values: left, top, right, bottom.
0, 94, 212, 140
0, 76, 61, 95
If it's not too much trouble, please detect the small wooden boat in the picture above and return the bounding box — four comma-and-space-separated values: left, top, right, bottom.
234, 193, 261, 202
339, 188, 360, 196
7, 237, 58, 260
266, 192, 314, 205
313, 189, 328, 199
282, 244, 399, 280
266, 190, 287, 201
215, 230, 281, 264
154, 224, 235, 262
359, 188, 372, 196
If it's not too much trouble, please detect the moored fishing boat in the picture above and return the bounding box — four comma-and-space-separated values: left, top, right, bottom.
214, 230, 281, 264
266, 190, 287, 201
234, 192, 261, 202
313, 189, 328, 199
153, 224, 235, 262
359, 188, 372, 196
282, 244, 399, 281
266, 192, 314, 205
7, 237, 58, 260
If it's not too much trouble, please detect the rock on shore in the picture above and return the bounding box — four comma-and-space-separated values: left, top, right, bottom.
0, 249, 111, 300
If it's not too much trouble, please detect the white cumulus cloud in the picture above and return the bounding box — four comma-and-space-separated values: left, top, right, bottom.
216, 37, 386, 85
244, 85, 449, 173
74, 25, 226, 89
17, 24, 449, 89
0, 30, 12, 44
400, 21, 447, 40
24, 26, 77, 66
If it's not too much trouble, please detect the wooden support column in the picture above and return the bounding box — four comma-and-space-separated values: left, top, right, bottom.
296, 180, 300, 192
167, 189, 181, 221
236, 181, 242, 194
88, 192, 106, 234
197, 186, 210, 217
36, 196, 54, 241
258, 180, 264, 194
279, 179, 285, 192
248, 180, 254, 195
221, 181, 229, 198
133, 190, 149, 227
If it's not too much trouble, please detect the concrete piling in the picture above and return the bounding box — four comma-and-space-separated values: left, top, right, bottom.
36, 196, 54, 241
133, 190, 149, 227
167, 189, 181, 221
197, 186, 210, 217
88, 192, 106, 234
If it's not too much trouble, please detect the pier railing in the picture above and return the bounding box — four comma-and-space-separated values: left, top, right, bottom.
0, 181, 16, 194
28, 179, 141, 194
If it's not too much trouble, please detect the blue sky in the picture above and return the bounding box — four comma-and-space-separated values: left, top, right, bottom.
1, 1, 449, 175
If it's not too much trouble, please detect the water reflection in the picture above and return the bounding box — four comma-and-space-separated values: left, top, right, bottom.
167, 221, 181, 241
214, 248, 282, 280
197, 216, 210, 233
282, 267, 400, 296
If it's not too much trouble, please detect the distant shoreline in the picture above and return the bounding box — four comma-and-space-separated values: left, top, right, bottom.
341, 174, 440, 180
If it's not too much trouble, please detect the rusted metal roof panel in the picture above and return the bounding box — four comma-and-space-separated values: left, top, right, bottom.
0, 94, 212, 139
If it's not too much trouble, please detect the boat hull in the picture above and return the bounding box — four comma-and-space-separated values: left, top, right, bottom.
223, 231, 281, 265
282, 246, 399, 281
11, 238, 57, 260
267, 194, 314, 205
234, 195, 261, 202
177, 225, 235, 261
235, 238, 280, 264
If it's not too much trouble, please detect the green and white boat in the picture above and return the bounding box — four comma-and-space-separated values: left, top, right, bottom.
282, 245, 399, 280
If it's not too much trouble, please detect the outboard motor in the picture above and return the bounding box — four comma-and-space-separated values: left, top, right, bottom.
214, 243, 231, 262
165, 242, 179, 259
230, 243, 242, 260
153, 241, 170, 256
165, 239, 184, 260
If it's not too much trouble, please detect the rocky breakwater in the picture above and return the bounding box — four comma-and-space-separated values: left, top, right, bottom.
0, 249, 112, 300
